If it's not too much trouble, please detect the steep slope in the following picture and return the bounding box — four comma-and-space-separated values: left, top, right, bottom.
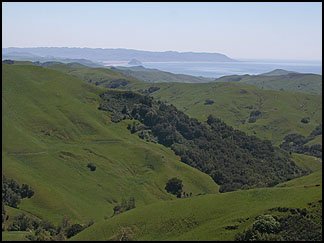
72, 162, 321, 241
98, 90, 306, 192
2, 63, 219, 225
43, 62, 142, 89
40, 63, 321, 146
129, 82, 321, 146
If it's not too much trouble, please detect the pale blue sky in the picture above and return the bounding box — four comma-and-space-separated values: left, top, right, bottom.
2, 2, 322, 60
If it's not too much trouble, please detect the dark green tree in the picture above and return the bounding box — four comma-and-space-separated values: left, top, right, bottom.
165, 178, 183, 198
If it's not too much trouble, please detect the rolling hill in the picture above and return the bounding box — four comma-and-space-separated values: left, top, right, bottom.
113, 65, 213, 83
35, 62, 322, 146
2, 61, 322, 241
214, 71, 322, 94
72, 154, 322, 241
2, 63, 219, 226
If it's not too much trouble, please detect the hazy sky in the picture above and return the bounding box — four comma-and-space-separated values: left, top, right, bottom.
2, 2, 322, 60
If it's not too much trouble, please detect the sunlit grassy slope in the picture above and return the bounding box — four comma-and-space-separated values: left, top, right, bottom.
3, 62, 322, 241
136, 82, 322, 146
215, 72, 322, 94
2, 64, 219, 225
72, 161, 322, 241
2, 231, 30, 241
45, 63, 321, 146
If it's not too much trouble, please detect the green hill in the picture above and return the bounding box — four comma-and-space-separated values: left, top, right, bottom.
2, 63, 219, 225
2, 62, 322, 241
260, 69, 298, 76
215, 72, 322, 94
113, 65, 213, 83
72, 165, 322, 241
130, 82, 322, 146
39, 63, 321, 146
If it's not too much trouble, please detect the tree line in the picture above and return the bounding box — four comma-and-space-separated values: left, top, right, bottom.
98, 90, 306, 192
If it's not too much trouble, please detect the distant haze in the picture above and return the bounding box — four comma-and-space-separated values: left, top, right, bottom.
2, 2, 322, 61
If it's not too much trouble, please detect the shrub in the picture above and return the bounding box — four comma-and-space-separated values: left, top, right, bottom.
165, 178, 183, 198
66, 224, 84, 238
252, 215, 280, 234
204, 99, 214, 105
301, 117, 310, 124
113, 197, 136, 215
87, 163, 96, 171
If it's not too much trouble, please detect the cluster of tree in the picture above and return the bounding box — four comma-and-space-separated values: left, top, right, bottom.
5, 213, 93, 240
235, 200, 322, 241
138, 86, 160, 95
113, 197, 136, 215
165, 178, 183, 198
164, 178, 192, 198
2, 60, 14, 64
280, 124, 322, 158
2, 175, 34, 208
98, 90, 305, 192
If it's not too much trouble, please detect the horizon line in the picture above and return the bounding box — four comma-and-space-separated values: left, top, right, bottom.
2, 46, 322, 62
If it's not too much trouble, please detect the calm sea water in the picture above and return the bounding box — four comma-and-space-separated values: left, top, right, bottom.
104, 60, 322, 78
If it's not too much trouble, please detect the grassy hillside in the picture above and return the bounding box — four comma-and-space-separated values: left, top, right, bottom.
41, 63, 321, 146
2, 231, 30, 241
42, 62, 142, 88
2, 63, 219, 226
132, 82, 322, 146
215, 72, 322, 94
72, 168, 322, 241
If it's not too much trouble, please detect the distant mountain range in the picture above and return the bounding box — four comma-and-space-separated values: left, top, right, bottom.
2, 51, 102, 67
2, 47, 236, 62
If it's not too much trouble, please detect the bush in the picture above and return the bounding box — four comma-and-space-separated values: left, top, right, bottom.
8, 214, 37, 231
66, 224, 84, 238
87, 163, 96, 171
204, 99, 214, 105
2, 176, 34, 208
301, 117, 310, 124
113, 197, 136, 215
252, 215, 280, 234
165, 178, 183, 198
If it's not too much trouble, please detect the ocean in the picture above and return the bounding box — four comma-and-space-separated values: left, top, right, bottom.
103, 59, 322, 78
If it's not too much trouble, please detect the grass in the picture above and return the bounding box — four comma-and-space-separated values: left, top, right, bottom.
290, 153, 322, 173
215, 72, 322, 94
2, 62, 322, 241
132, 82, 322, 146
72, 169, 322, 241
2, 63, 218, 226
2, 231, 30, 241
40, 62, 322, 146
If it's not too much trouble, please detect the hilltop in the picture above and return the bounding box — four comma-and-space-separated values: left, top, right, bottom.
261, 69, 299, 76
215, 70, 322, 94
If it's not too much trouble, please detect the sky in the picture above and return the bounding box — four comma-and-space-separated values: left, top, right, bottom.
2, 2, 322, 60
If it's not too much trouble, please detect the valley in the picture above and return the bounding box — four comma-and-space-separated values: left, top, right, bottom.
2, 61, 322, 241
